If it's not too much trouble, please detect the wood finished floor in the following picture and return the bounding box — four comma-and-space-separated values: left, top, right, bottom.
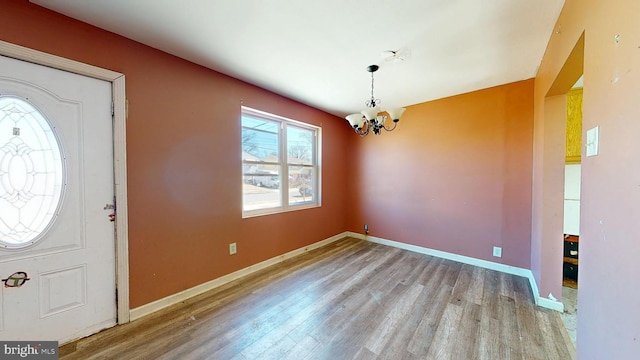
60, 237, 574, 360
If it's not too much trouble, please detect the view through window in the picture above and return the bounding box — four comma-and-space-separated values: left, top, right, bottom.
241, 107, 320, 216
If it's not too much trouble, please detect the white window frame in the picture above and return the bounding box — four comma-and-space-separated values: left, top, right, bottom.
241, 106, 321, 218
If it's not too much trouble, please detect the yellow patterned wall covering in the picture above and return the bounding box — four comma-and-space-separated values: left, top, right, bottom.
566, 88, 583, 163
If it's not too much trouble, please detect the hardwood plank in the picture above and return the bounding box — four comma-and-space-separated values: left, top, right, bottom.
482, 268, 501, 321
424, 303, 464, 359
498, 271, 516, 298
498, 294, 524, 360
239, 332, 297, 359
352, 347, 378, 360
378, 279, 449, 359
363, 283, 424, 354
467, 266, 485, 305
449, 263, 473, 305
477, 313, 502, 360
542, 309, 575, 360
513, 275, 547, 360
279, 336, 320, 360
413, 255, 442, 286
406, 284, 453, 357
450, 302, 481, 360
554, 311, 577, 360
536, 310, 563, 360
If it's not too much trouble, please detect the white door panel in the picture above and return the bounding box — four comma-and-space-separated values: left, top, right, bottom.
0, 55, 116, 343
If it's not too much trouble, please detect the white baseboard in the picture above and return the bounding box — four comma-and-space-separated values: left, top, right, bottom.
537, 296, 565, 312
130, 231, 563, 320
129, 232, 349, 321
347, 232, 564, 312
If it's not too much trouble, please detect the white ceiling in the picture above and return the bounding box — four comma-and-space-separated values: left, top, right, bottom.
31, 0, 564, 118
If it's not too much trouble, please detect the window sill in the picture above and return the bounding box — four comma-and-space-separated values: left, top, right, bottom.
242, 203, 320, 218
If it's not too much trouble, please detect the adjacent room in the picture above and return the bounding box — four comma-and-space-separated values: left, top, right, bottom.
0, 1, 638, 359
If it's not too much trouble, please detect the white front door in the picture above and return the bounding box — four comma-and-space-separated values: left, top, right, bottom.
0, 55, 116, 343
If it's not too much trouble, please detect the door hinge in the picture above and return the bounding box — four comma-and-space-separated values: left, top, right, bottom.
104, 196, 116, 210
111, 102, 115, 116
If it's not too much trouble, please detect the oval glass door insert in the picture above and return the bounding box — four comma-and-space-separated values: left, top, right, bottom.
0, 96, 65, 248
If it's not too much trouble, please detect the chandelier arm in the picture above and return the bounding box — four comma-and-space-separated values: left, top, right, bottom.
381, 121, 398, 132
353, 119, 371, 136
366, 98, 381, 108
356, 126, 370, 137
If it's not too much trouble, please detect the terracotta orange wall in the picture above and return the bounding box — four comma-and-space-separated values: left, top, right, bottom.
534, 0, 640, 358
347, 80, 534, 269
0, 1, 350, 308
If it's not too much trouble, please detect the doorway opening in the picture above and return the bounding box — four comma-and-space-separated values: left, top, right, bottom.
544, 32, 584, 348
561, 75, 583, 346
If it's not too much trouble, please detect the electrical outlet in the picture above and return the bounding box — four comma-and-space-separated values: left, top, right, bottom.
364, 224, 369, 234
229, 243, 237, 255
493, 246, 502, 258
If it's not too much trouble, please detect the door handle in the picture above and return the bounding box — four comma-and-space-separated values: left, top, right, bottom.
2, 272, 30, 288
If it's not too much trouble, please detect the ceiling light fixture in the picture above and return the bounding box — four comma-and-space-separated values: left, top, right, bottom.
345, 65, 405, 136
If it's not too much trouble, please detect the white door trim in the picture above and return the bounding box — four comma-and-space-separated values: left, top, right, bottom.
0, 40, 130, 324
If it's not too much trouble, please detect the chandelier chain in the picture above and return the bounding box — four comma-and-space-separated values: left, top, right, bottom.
367, 69, 380, 108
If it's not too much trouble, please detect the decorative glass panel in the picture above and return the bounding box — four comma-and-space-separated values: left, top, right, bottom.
0, 96, 65, 248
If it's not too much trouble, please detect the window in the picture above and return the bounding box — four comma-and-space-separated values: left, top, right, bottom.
242, 107, 320, 216
0, 96, 65, 248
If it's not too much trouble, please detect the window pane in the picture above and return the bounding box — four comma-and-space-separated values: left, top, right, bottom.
288, 165, 314, 205
242, 116, 279, 133
242, 116, 279, 162
243, 164, 281, 211
287, 125, 313, 165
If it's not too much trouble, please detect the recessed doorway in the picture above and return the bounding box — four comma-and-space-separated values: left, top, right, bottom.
560, 75, 583, 346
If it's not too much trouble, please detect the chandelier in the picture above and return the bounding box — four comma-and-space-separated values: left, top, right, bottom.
345, 64, 406, 136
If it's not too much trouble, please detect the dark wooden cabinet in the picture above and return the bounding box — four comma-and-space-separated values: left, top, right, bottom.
563, 235, 579, 287
563, 262, 578, 281
564, 238, 578, 259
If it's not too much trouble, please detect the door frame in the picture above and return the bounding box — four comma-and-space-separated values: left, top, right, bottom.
0, 40, 130, 324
